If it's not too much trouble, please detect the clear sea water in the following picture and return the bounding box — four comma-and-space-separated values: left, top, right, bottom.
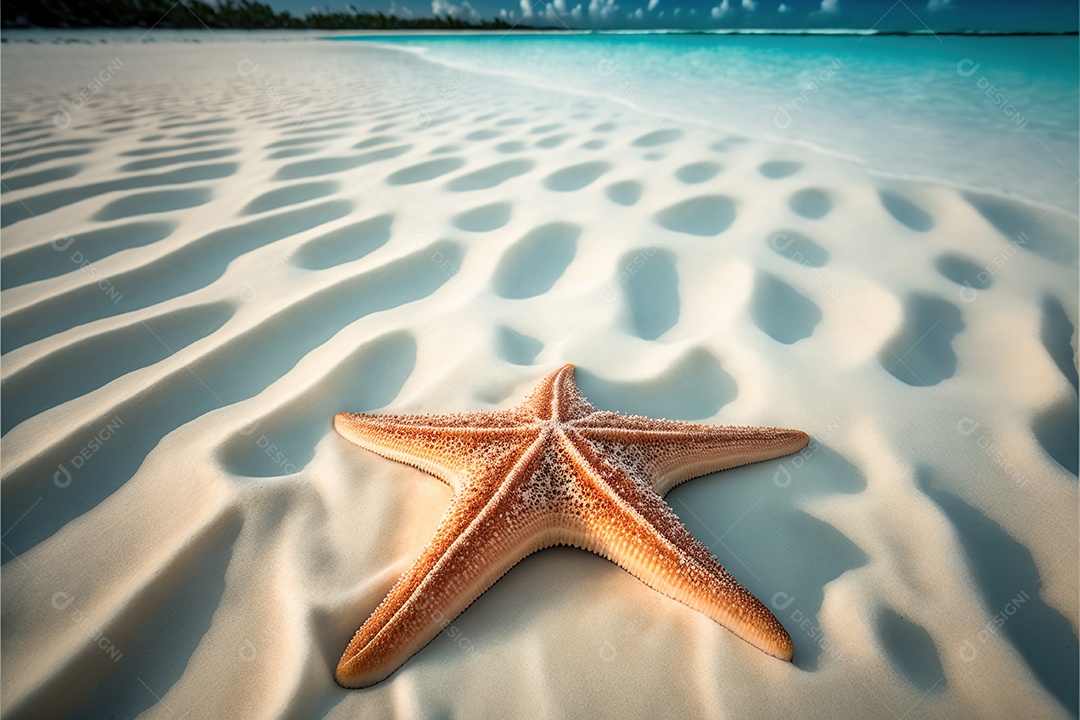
337, 33, 1079, 213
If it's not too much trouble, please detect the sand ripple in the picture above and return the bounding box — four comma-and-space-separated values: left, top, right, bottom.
1, 37, 1076, 720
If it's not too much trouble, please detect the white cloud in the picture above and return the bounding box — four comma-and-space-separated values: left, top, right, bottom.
777, 2, 790, 11
673, 6, 681, 15
499, 7, 517, 18
710, 0, 730, 19
588, 0, 619, 20
431, 0, 481, 20
926, 0, 954, 10
523, 0, 583, 21
388, 0, 414, 16
818, 0, 839, 13
647, 0, 659, 10
633, 7, 644, 18
742, 0, 756, 10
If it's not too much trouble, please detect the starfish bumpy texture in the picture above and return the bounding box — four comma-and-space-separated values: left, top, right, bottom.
333, 364, 809, 687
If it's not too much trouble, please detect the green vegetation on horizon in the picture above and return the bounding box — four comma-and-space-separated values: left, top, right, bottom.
0, 0, 522, 30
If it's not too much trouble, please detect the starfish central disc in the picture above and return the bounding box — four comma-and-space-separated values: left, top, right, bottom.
333, 363, 809, 688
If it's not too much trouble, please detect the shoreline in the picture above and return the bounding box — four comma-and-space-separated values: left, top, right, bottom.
6, 29, 1073, 218
350, 38, 1080, 220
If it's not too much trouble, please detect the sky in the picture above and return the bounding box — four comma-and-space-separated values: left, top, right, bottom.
275, 0, 1079, 30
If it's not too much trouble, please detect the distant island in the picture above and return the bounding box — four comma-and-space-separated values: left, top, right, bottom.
0, 0, 522, 30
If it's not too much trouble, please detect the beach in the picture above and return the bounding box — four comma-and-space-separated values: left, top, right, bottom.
1, 33, 1077, 718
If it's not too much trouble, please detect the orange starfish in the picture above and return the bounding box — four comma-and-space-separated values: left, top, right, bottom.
333, 363, 808, 687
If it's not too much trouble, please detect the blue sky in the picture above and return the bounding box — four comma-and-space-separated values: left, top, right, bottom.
275, 0, 1078, 30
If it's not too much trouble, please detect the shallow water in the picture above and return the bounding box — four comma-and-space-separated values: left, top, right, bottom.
339, 33, 1080, 213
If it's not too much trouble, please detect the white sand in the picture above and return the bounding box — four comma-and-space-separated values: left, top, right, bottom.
1, 37, 1077, 718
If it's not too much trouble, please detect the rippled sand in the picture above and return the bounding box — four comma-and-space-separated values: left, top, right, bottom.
1, 37, 1077, 719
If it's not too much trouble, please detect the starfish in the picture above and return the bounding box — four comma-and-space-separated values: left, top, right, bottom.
333, 364, 808, 688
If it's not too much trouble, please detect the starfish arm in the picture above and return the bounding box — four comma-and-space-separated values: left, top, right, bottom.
334, 411, 537, 491
590, 497, 793, 660
335, 432, 553, 688
573, 412, 808, 496
516, 364, 597, 421
561, 429, 794, 661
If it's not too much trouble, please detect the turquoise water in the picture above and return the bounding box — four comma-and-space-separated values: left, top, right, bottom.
336, 34, 1079, 212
